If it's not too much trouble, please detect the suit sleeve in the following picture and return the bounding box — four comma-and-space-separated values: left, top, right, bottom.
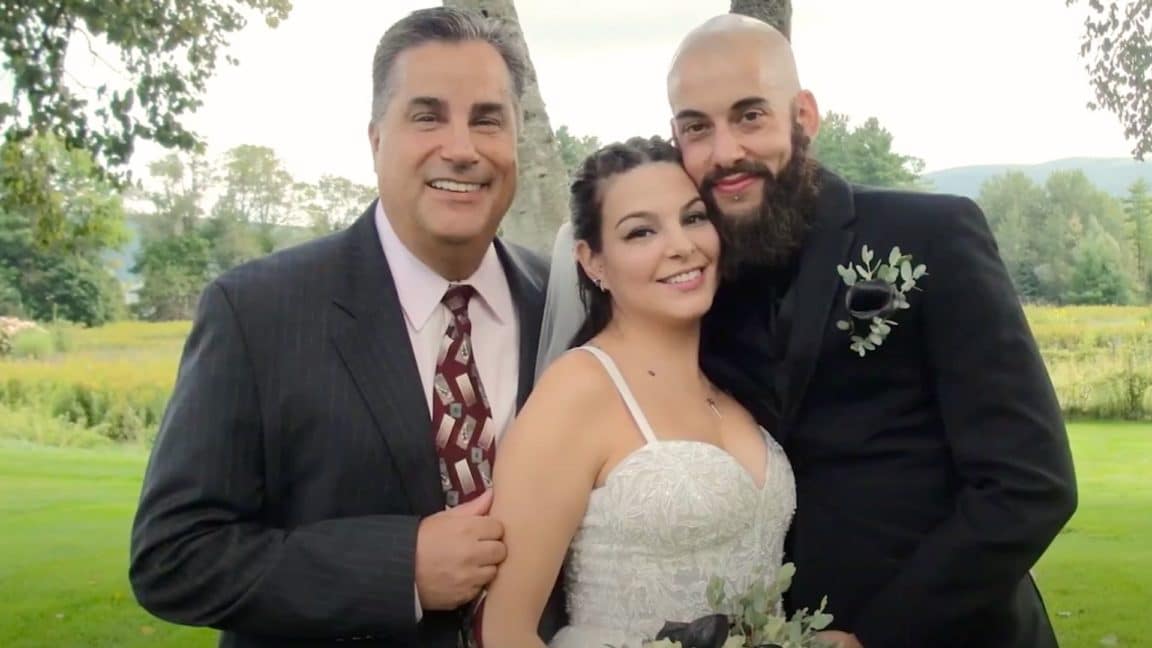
129, 280, 421, 640
851, 197, 1077, 646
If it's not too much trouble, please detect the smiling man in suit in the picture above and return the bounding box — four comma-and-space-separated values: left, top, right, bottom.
667, 14, 1078, 648
129, 7, 562, 647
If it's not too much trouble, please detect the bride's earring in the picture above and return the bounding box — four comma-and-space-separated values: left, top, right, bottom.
594, 278, 606, 292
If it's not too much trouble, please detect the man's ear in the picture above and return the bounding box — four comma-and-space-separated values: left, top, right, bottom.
368, 120, 381, 155
794, 90, 821, 139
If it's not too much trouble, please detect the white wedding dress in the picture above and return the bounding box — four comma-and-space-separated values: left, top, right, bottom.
548, 345, 797, 647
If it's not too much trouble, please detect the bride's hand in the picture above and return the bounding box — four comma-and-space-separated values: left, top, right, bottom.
815, 630, 863, 648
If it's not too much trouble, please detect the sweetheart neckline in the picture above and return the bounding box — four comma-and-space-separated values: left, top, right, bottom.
594, 437, 772, 495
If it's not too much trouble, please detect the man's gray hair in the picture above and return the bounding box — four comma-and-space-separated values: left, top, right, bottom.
370, 7, 528, 124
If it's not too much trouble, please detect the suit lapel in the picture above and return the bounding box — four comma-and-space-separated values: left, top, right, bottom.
494, 240, 546, 409
330, 205, 444, 516
779, 171, 857, 438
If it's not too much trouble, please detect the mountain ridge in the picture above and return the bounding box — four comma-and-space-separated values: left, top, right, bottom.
922, 156, 1151, 199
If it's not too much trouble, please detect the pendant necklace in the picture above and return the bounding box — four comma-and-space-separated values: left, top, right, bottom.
647, 369, 723, 419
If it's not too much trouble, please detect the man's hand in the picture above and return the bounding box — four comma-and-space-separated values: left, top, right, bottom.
414, 490, 506, 610
816, 630, 864, 648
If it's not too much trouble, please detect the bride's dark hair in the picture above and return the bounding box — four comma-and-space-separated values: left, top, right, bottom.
567, 135, 684, 348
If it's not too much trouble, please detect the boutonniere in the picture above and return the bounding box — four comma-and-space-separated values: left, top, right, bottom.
835, 244, 927, 357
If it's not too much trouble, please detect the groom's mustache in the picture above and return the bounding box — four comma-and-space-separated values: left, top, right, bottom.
698, 160, 776, 198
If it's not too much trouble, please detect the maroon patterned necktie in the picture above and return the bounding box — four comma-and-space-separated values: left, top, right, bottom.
431, 284, 495, 508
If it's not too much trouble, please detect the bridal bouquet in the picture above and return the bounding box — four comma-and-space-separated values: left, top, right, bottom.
615, 563, 835, 648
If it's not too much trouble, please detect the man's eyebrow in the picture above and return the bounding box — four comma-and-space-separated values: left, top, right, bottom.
674, 108, 708, 121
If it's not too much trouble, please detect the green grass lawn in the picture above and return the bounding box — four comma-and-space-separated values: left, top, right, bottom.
0, 441, 213, 648
0, 423, 1147, 647
1034, 421, 1152, 647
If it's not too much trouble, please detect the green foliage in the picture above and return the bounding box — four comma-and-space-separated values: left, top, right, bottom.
811, 112, 926, 189
211, 144, 294, 253
1067, 232, 1133, 305
0, 135, 128, 326
834, 244, 925, 357
1028, 306, 1152, 421
0, 0, 293, 176
9, 328, 54, 360
136, 152, 212, 240
0, 269, 25, 317
977, 172, 1048, 300
1066, 0, 1152, 159
707, 563, 834, 648
127, 146, 374, 320
0, 307, 1146, 458
0, 133, 127, 253
979, 168, 1148, 305
555, 125, 602, 177
131, 233, 214, 320
0, 321, 188, 443
0, 403, 114, 448
295, 174, 377, 235
1123, 179, 1152, 300
18, 254, 126, 325
730, 0, 792, 38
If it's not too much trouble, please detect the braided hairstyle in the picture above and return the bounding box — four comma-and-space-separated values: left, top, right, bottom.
567, 135, 685, 348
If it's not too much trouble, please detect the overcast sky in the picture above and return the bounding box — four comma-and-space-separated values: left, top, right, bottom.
66, 0, 1137, 187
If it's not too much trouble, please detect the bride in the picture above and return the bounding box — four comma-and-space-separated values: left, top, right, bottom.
479, 135, 797, 647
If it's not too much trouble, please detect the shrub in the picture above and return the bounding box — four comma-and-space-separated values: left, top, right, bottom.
10, 328, 55, 359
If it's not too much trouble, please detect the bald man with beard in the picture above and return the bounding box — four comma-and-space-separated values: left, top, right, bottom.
667, 14, 1077, 648
531, 14, 1077, 648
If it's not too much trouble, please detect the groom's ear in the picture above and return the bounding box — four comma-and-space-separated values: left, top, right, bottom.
794, 90, 821, 139
668, 118, 680, 148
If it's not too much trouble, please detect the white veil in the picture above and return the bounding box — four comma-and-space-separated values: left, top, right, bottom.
534, 221, 586, 380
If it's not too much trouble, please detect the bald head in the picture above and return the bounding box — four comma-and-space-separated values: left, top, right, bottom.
668, 14, 800, 101
663, 13, 821, 222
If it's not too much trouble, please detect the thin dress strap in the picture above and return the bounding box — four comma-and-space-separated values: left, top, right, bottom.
576, 345, 658, 444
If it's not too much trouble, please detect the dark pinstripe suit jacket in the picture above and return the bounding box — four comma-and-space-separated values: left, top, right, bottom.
129, 204, 563, 647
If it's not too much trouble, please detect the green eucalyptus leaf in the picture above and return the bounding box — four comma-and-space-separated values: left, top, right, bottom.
888, 246, 902, 265
836, 264, 857, 286
808, 612, 834, 631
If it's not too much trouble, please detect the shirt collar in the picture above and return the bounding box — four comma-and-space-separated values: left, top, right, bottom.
375, 201, 513, 331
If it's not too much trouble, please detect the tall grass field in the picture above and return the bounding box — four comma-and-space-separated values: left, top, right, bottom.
0, 306, 1148, 646
2, 307, 1148, 445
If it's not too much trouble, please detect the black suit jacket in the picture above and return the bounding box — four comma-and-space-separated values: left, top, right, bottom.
129, 205, 563, 647
703, 170, 1077, 648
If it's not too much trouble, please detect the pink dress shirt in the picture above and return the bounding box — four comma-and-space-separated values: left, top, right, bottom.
374, 201, 520, 622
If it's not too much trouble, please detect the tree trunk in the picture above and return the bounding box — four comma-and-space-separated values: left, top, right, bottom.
443, 0, 571, 253
730, 0, 792, 39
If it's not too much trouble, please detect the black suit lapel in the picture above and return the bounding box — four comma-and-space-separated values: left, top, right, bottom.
494, 240, 546, 410
330, 205, 444, 516
779, 171, 858, 437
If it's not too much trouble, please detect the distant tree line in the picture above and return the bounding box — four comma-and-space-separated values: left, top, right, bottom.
3, 112, 1147, 329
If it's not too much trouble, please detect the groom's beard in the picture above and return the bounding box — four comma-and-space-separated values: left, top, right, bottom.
701, 121, 821, 279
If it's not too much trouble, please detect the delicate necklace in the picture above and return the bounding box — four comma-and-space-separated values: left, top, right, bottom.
705, 395, 722, 418
647, 368, 723, 419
